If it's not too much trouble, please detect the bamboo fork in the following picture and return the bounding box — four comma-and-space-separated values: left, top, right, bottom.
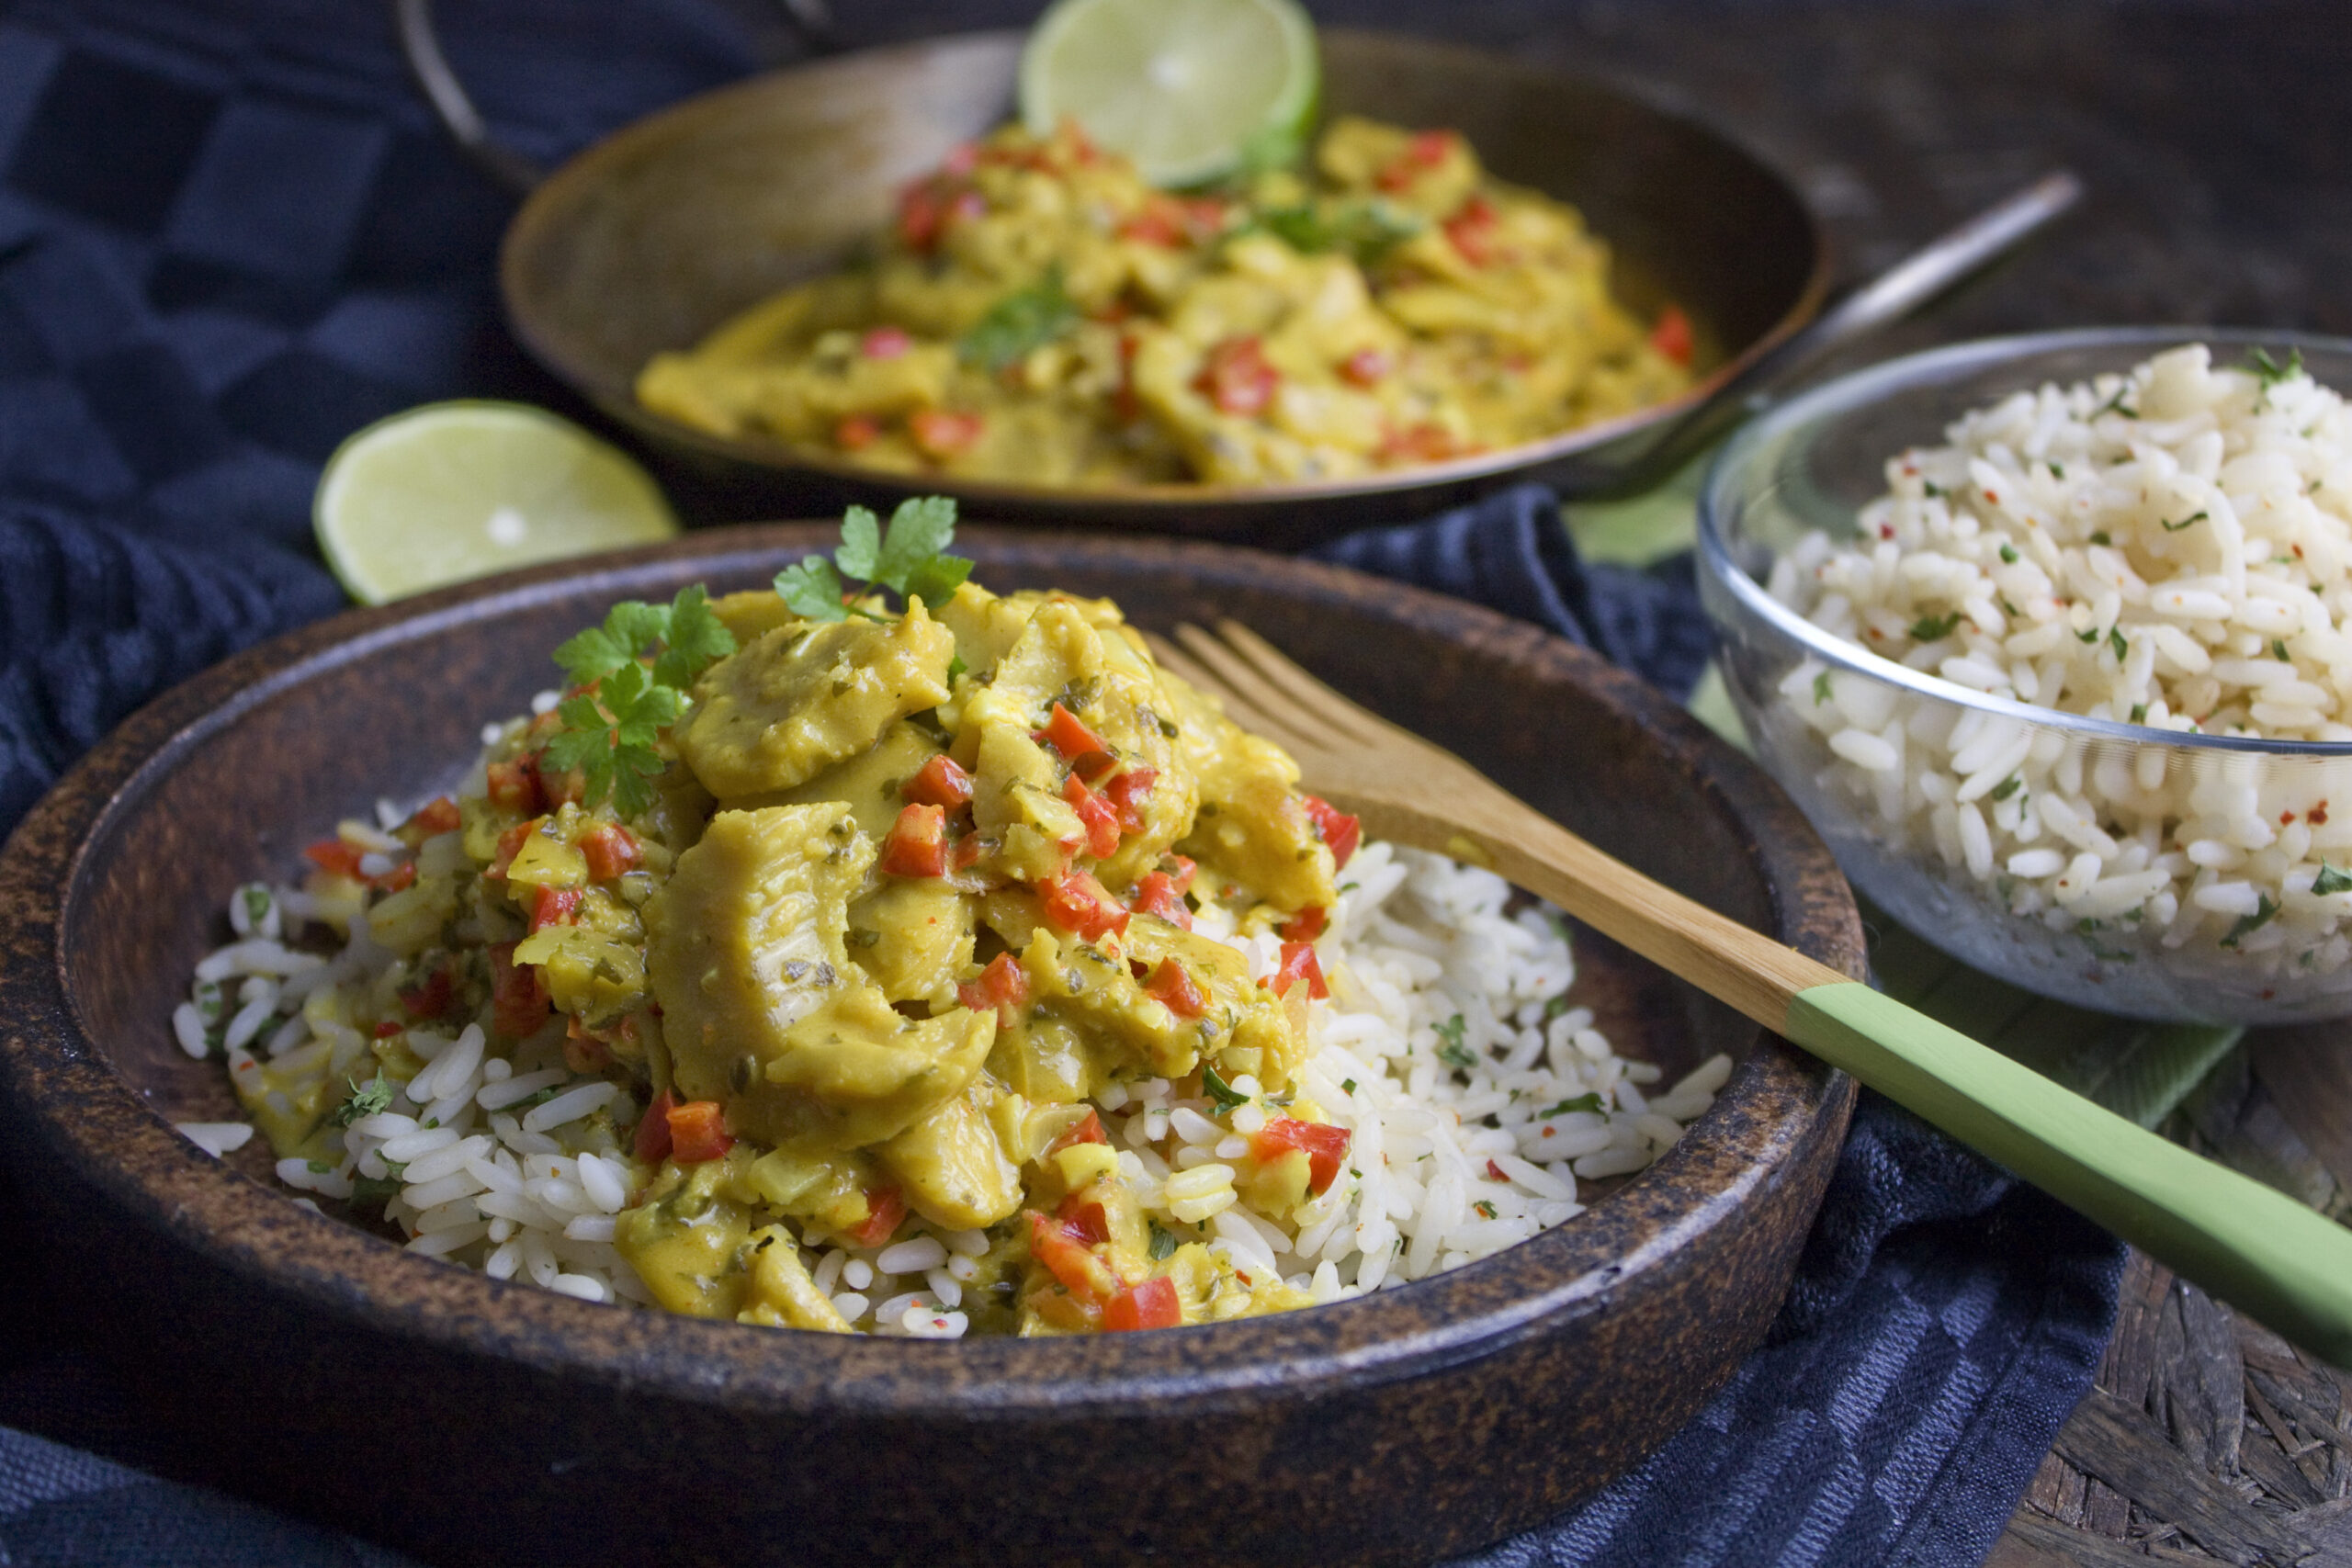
1151, 619, 2352, 1365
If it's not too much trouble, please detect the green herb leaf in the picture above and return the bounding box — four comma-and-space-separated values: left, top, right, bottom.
1998, 544, 2018, 564
2094, 386, 2139, 419
1147, 1219, 1180, 1261
1813, 671, 1833, 706
2314, 863, 2352, 896
2109, 628, 2129, 663
871, 496, 961, 592
2129, 703, 2148, 724
2248, 344, 2305, 390
959, 265, 1078, 372
1473, 1200, 1498, 1220
2090, 531, 2111, 547
1202, 1062, 1250, 1112
1253, 199, 1423, 267
2275, 638, 2293, 661
650, 584, 737, 690
1990, 775, 2024, 803
1433, 1014, 1476, 1071
1340, 1077, 1358, 1094
775, 554, 851, 622
836, 505, 883, 581
2160, 511, 2207, 532
332, 1073, 394, 1128
2221, 894, 2281, 949
1538, 1092, 1605, 1118
1907, 612, 1963, 642
2075, 626, 2101, 644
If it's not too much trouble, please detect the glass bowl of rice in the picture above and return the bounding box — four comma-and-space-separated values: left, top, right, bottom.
1699, 326, 2352, 1024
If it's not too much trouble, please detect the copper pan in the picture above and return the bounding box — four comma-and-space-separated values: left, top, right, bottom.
398, 16, 2047, 545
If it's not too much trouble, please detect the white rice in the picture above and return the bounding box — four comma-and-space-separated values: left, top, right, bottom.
177, 782, 1725, 1334
1767, 343, 2352, 971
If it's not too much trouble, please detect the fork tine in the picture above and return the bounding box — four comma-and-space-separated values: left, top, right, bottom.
1171, 624, 1361, 754
1143, 633, 1306, 750
1210, 619, 1396, 748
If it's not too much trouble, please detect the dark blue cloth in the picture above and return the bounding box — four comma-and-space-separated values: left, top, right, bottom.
0, 3, 2120, 1564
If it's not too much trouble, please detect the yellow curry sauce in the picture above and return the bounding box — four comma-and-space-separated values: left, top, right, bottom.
234, 580, 1363, 1336
637, 117, 1695, 486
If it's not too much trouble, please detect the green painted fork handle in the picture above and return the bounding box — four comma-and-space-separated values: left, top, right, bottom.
1790, 982, 2352, 1365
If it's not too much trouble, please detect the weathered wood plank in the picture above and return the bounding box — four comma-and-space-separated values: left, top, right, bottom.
2250, 1030, 2352, 1195
2157, 1280, 2245, 1474
2052, 1386, 2307, 1564
2005, 1510, 2249, 1566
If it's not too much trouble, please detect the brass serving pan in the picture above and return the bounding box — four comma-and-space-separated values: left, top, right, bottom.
494, 29, 1830, 545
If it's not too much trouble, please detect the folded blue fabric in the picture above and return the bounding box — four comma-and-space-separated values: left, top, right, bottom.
0, 4, 2119, 1564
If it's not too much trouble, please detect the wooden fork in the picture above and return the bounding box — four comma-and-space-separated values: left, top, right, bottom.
1152, 618, 2352, 1364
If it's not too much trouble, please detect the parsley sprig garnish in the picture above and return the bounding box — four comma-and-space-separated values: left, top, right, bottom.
332, 1073, 394, 1128
774, 496, 974, 622
959, 267, 1078, 372
542, 584, 738, 816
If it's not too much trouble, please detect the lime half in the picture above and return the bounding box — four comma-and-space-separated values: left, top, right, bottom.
315, 402, 678, 604
1020, 0, 1320, 187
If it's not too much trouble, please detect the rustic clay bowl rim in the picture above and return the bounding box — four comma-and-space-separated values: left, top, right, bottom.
0, 527, 1858, 1423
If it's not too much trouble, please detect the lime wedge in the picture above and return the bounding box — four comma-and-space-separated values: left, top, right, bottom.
1020, 0, 1320, 188
314, 402, 678, 604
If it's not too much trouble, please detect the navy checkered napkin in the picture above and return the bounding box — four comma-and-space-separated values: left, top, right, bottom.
0, 2, 2120, 1564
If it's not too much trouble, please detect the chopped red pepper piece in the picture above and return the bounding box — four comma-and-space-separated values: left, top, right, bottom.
1250, 1117, 1351, 1196
1442, 193, 1500, 266
861, 326, 910, 359
1193, 335, 1279, 416
1067, 749, 1118, 784
666, 1100, 733, 1164
1487, 1158, 1510, 1183
490, 820, 535, 880
909, 408, 984, 460
1102, 767, 1156, 831
302, 838, 367, 880
1061, 774, 1122, 860
879, 803, 949, 878
1025, 1210, 1115, 1301
904, 753, 975, 810
398, 964, 454, 1021
1118, 195, 1186, 248
1143, 957, 1207, 1018
374, 861, 417, 894
1032, 702, 1107, 761
956, 952, 1030, 1018
485, 759, 543, 814
1048, 1110, 1107, 1152
897, 178, 955, 252
1340, 347, 1391, 387
1268, 941, 1329, 1000
1055, 1190, 1111, 1247
489, 942, 551, 1041
1281, 905, 1328, 942
835, 414, 881, 450
1130, 870, 1192, 930
1039, 868, 1130, 942
848, 1188, 907, 1249
1648, 304, 1694, 367
579, 823, 640, 882
373, 1020, 401, 1039
634, 1090, 675, 1163
1376, 128, 1456, 191
409, 796, 461, 836
529, 885, 581, 933
1301, 795, 1361, 869
1103, 1274, 1181, 1332
1162, 854, 1197, 895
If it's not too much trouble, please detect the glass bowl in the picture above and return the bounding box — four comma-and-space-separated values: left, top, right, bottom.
1698, 327, 2352, 1024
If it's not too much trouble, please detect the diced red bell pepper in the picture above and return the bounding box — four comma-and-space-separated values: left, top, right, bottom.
1487, 1159, 1510, 1184
1443, 193, 1500, 267
1376, 423, 1476, 464
1061, 774, 1123, 861
880, 803, 949, 878
1193, 335, 1279, 416
1118, 195, 1186, 248
1067, 750, 1118, 784
956, 952, 1030, 1018
1130, 871, 1192, 930
909, 408, 984, 459
563, 1017, 614, 1074
1162, 854, 1197, 895
897, 178, 952, 252
1032, 702, 1107, 761
1340, 347, 1391, 387
1055, 1190, 1110, 1247
1648, 304, 1694, 367
374, 861, 417, 894
372, 1020, 401, 1039
1048, 1110, 1107, 1153
1143, 957, 1207, 1018
409, 795, 461, 836
847, 1188, 907, 1249
529, 885, 581, 933
485, 759, 544, 814
1102, 767, 1156, 831
398, 964, 454, 1021
537, 759, 585, 812
1102, 1274, 1181, 1332
1301, 794, 1361, 869
302, 838, 367, 880
634, 1089, 675, 1163
1026, 1210, 1114, 1301
904, 753, 975, 810
489, 942, 551, 1041
835, 414, 881, 450
490, 820, 535, 880
1281, 905, 1328, 942
1250, 1117, 1351, 1196
1268, 941, 1329, 1000
861, 326, 910, 359
666, 1100, 733, 1164
1376, 128, 1456, 191
1039, 868, 1129, 942
579, 823, 640, 882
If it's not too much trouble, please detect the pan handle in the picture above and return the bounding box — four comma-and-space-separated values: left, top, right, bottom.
387, 0, 843, 197
1594, 169, 2085, 495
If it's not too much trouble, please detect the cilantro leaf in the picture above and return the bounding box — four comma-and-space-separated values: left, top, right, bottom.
1147, 1220, 1180, 1261
2220, 894, 2281, 949
1253, 200, 1422, 267
2314, 863, 2352, 897
836, 506, 883, 582
1907, 612, 1962, 643
2161, 511, 2207, 532
2248, 345, 2304, 390
959, 267, 1077, 372
1538, 1092, 1606, 1119
333, 1074, 394, 1128
1813, 671, 1833, 706
873, 496, 963, 592
775, 555, 851, 622
1433, 1014, 1476, 1070
650, 584, 736, 691
1202, 1062, 1250, 1112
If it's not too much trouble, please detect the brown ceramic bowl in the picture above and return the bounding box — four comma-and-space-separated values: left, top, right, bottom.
498, 29, 1828, 546
0, 529, 1859, 1567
